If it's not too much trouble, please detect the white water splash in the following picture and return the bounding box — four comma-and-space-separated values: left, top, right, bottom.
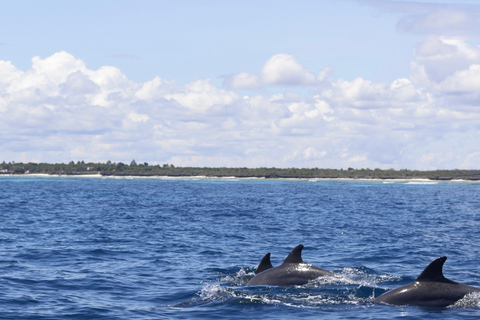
405, 181, 438, 185
219, 267, 254, 285
449, 292, 480, 308
332, 267, 401, 287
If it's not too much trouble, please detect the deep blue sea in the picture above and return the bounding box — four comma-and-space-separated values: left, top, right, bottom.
1, 176, 480, 319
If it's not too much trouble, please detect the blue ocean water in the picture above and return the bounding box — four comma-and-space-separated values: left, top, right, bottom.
1, 176, 480, 319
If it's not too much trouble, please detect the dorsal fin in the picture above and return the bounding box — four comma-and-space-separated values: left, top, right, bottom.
283, 244, 304, 264
255, 253, 273, 274
416, 256, 455, 283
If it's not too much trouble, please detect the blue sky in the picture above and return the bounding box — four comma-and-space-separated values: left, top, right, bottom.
1, 0, 416, 83
1, 0, 480, 169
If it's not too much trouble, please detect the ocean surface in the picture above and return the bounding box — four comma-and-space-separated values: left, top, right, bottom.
1, 176, 480, 319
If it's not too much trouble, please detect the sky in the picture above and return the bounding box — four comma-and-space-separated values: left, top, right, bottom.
1, 0, 480, 170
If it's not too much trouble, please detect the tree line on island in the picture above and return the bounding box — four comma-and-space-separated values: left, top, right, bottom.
2, 160, 480, 181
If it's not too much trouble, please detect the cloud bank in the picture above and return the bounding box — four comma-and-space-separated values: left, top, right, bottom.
1, 35, 480, 169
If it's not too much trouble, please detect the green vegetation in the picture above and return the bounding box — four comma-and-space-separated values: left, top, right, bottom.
1, 161, 480, 180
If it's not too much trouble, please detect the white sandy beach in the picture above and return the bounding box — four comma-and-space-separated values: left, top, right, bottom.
1, 173, 478, 183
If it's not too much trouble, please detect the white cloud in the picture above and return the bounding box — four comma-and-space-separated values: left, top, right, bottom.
410, 37, 480, 107
398, 8, 470, 35
224, 53, 318, 89
225, 72, 261, 89
313, 97, 335, 122
320, 77, 424, 109
462, 150, 480, 168
87, 65, 131, 91
262, 54, 316, 85
412, 37, 480, 83
135, 76, 176, 101
0, 60, 23, 90
128, 112, 149, 123
1, 49, 480, 170
370, 1, 480, 38
390, 78, 420, 101
440, 64, 480, 93
31, 51, 86, 84
303, 146, 327, 160
62, 71, 99, 95
165, 79, 238, 112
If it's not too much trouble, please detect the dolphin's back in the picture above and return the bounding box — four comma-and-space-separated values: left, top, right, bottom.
375, 281, 480, 307
246, 244, 333, 286
247, 262, 332, 286
374, 256, 480, 307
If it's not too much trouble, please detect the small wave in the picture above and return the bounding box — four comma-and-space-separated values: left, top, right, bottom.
405, 181, 438, 185
199, 283, 233, 301
219, 267, 254, 286
175, 276, 373, 310
334, 267, 401, 286
265, 292, 363, 309
197, 283, 363, 309
383, 180, 440, 185
220, 177, 239, 181
449, 292, 480, 308
176, 283, 279, 307
309, 274, 357, 287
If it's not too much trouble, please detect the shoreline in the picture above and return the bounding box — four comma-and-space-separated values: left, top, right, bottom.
3, 163, 480, 181
1, 173, 479, 183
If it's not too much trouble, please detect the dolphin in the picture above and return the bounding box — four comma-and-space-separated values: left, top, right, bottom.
374, 256, 480, 307
255, 252, 274, 275
246, 244, 334, 286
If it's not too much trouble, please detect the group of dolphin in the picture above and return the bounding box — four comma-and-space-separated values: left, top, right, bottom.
246, 244, 480, 307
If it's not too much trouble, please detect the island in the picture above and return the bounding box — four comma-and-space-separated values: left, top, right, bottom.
1, 161, 480, 181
